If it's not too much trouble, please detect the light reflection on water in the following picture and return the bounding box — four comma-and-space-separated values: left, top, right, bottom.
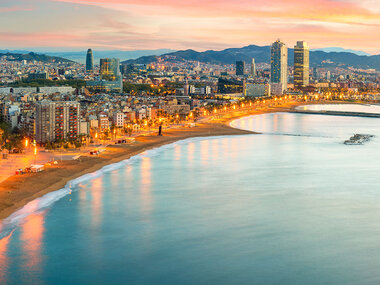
298, 103, 380, 114
0, 106, 380, 284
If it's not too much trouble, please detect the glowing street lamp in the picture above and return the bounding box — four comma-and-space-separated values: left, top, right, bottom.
25, 138, 29, 148
34, 146, 37, 164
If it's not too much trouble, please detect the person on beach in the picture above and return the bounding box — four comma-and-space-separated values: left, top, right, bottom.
158, 125, 163, 136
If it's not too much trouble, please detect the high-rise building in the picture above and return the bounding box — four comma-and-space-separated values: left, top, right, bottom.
294, 41, 309, 88
236, 61, 245, 76
100, 58, 121, 80
87, 58, 123, 93
86, 49, 94, 73
271, 40, 288, 93
184, 78, 189, 97
251, 58, 256, 77
312, 67, 318, 80
326, 71, 331, 81
35, 101, 80, 143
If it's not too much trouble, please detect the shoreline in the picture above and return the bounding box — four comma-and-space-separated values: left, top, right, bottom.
0, 121, 256, 220
0, 100, 348, 221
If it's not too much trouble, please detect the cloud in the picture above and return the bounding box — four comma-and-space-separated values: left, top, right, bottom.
0, 0, 379, 54
0, 5, 34, 12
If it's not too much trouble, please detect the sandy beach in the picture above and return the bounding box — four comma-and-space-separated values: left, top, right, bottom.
0, 101, 323, 220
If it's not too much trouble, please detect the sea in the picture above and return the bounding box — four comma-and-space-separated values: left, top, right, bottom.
1, 104, 380, 284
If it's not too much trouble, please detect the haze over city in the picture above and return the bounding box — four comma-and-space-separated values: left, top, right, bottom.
1, 0, 380, 54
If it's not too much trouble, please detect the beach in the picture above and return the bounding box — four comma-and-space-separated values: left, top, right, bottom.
0, 101, 330, 220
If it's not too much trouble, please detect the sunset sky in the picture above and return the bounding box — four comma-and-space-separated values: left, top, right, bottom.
0, 0, 379, 54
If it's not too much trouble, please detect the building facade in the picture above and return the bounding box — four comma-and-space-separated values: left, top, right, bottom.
271, 40, 288, 93
113, 112, 125, 128
294, 41, 309, 88
236, 61, 245, 76
217, 78, 244, 94
244, 83, 271, 97
35, 101, 80, 143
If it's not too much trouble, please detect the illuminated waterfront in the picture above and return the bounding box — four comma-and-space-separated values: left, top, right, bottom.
1, 105, 380, 284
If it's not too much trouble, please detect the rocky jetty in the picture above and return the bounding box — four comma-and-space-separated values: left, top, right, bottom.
344, 134, 374, 145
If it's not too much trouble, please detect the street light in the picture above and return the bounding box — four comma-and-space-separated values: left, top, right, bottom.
34, 146, 37, 164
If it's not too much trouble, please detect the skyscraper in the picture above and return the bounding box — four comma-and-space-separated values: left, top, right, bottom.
184, 78, 189, 97
251, 58, 256, 77
87, 58, 123, 93
271, 40, 288, 93
86, 48, 94, 73
236, 61, 245, 76
294, 41, 309, 88
100, 58, 121, 80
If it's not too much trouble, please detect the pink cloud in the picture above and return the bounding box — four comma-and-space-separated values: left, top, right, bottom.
0, 0, 379, 54
0, 5, 34, 13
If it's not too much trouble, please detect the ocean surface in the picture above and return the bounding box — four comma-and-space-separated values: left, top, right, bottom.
1, 104, 380, 284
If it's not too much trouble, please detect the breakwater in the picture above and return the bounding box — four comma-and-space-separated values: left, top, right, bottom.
291, 109, 380, 118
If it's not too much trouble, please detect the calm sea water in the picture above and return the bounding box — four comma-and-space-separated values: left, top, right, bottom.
1, 104, 380, 284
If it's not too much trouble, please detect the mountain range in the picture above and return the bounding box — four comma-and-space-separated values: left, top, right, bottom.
123, 45, 380, 71
312, 47, 371, 56
2, 46, 379, 71
0, 52, 73, 63
0, 49, 176, 64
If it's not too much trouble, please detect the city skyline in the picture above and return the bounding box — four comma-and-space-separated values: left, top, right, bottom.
0, 0, 379, 54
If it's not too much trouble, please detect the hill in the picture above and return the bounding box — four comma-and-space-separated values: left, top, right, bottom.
0, 52, 73, 63
124, 45, 380, 71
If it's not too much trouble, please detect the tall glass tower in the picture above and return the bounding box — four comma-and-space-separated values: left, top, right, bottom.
271, 40, 288, 92
236, 61, 245, 76
86, 49, 94, 73
251, 58, 256, 77
294, 41, 309, 88
100, 58, 121, 80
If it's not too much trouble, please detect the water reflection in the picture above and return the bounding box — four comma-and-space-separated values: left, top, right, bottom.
173, 144, 182, 161
0, 231, 13, 284
2, 108, 380, 284
273, 114, 278, 132
140, 156, 153, 217
20, 212, 45, 281
200, 140, 210, 166
91, 177, 104, 228
187, 142, 195, 166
